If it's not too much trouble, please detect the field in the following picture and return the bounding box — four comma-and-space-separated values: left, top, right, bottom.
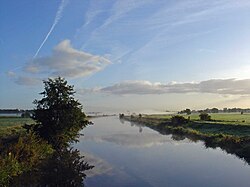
130, 113, 250, 137
0, 117, 34, 137
145, 113, 250, 125
124, 113, 250, 164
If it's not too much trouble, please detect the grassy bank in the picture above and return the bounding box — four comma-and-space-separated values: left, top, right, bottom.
0, 117, 34, 138
0, 117, 54, 186
123, 114, 250, 164
146, 113, 250, 125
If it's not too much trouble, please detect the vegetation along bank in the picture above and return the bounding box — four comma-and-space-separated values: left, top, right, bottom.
121, 113, 250, 165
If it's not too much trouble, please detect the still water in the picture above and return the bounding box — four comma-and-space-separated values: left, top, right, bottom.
75, 116, 250, 187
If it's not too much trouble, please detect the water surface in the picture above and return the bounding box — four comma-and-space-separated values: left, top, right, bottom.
75, 116, 250, 187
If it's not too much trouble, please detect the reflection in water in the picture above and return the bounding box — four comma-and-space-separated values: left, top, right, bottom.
119, 118, 125, 124
83, 133, 177, 148
76, 117, 250, 187
142, 122, 250, 165
80, 152, 113, 177
120, 118, 143, 133
11, 148, 94, 186
171, 134, 186, 141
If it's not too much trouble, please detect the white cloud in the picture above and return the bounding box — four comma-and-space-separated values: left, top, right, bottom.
6, 71, 16, 78
6, 71, 41, 86
79, 79, 250, 95
101, 80, 166, 95
26, 39, 111, 78
82, 133, 178, 148
14, 76, 41, 86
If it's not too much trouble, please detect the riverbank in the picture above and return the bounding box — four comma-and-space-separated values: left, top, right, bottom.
0, 113, 92, 186
122, 114, 250, 164
0, 117, 54, 186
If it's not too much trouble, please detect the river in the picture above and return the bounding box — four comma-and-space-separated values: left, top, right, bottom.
74, 116, 250, 187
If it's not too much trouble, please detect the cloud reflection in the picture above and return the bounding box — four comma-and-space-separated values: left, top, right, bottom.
83, 133, 188, 148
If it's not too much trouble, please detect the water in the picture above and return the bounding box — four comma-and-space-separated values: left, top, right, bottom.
74, 116, 250, 187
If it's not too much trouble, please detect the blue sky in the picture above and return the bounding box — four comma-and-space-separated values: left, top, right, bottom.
1, 0, 250, 112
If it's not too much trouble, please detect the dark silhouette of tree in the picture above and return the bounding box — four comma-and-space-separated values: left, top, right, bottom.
199, 113, 211, 121
119, 113, 124, 119
170, 115, 188, 126
31, 77, 89, 149
211, 108, 219, 113
178, 108, 191, 115
185, 108, 191, 115
21, 111, 31, 118
11, 148, 94, 187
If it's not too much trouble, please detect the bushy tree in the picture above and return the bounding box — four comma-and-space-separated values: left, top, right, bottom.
199, 112, 211, 121
32, 77, 89, 149
178, 108, 191, 115
185, 108, 191, 115
170, 115, 188, 126
211, 108, 219, 113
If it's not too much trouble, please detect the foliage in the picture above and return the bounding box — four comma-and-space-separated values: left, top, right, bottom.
0, 133, 53, 186
124, 116, 250, 165
21, 111, 31, 118
199, 113, 211, 121
10, 148, 94, 186
210, 108, 219, 113
170, 115, 188, 126
0, 117, 34, 138
31, 77, 89, 149
0, 77, 92, 185
178, 108, 191, 115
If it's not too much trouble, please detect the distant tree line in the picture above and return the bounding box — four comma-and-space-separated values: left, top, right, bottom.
178, 107, 250, 114
0, 109, 34, 113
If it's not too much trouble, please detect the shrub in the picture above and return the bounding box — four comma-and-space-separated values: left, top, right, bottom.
170, 115, 188, 126
21, 111, 31, 118
119, 113, 124, 119
199, 113, 211, 121
0, 133, 53, 186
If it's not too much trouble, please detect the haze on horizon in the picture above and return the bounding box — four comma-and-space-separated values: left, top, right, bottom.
1, 0, 250, 112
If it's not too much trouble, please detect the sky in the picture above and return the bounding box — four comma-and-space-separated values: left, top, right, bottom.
1, 0, 250, 113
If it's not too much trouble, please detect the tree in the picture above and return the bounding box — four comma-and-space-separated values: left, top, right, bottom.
211, 108, 219, 113
185, 108, 191, 115
199, 112, 211, 121
178, 108, 191, 115
21, 111, 31, 118
170, 115, 188, 126
31, 77, 89, 149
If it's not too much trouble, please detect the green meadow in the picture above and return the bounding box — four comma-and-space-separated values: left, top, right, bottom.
124, 113, 250, 164
126, 112, 250, 137
0, 117, 34, 138
146, 113, 250, 125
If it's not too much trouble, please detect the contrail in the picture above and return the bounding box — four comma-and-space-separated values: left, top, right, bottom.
33, 0, 68, 58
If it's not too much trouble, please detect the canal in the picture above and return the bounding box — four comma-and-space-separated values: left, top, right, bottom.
74, 116, 250, 187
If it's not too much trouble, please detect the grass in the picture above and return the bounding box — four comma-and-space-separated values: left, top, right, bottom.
140, 113, 250, 137
146, 113, 250, 125
124, 114, 250, 164
0, 117, 34, 138
0, 117, 54, 186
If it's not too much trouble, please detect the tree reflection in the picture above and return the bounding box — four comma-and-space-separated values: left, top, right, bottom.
11, 148, 94, 187
147, 124, 250, 165
119, 118, 125, 124
171, 134, 185, 141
